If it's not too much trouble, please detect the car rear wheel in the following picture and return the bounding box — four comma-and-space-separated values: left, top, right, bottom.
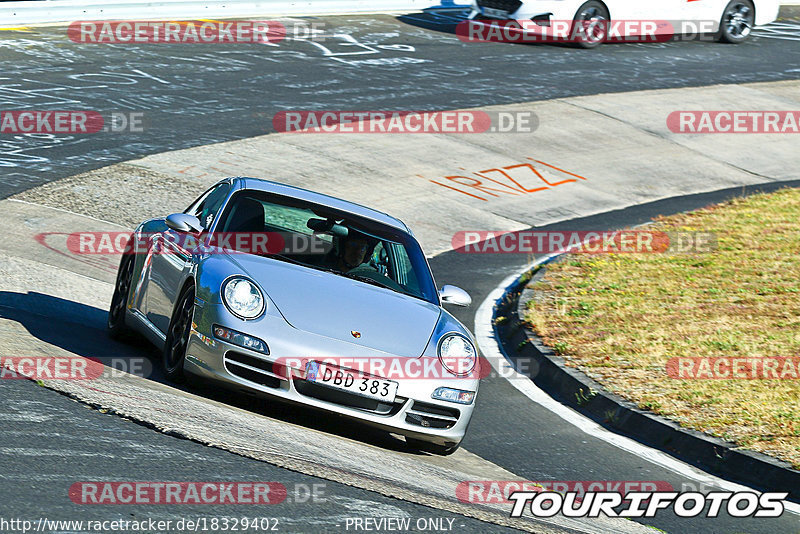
108, 252, 135, 339
716, 0, 755, 43
571, 1, 610, 49
163, 283, 195, 382
406, 437, 460, 456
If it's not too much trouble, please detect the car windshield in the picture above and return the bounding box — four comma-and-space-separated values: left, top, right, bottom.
215, 190, 439, 304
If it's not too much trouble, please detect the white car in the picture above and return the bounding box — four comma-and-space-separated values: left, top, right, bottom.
469, 0, 780, 47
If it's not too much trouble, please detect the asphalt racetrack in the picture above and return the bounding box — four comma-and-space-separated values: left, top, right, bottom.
1, 9, 800, 196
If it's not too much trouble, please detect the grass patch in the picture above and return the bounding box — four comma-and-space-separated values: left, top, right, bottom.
525, 188, 800, 469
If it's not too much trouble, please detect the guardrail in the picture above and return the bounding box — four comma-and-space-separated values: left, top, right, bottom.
0, 0, 467, 26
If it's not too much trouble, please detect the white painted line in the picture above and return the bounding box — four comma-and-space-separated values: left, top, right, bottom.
474, 255, 800, 515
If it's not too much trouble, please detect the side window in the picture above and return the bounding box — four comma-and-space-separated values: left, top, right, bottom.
186, 183, 231, 230
390, 242, 419, 292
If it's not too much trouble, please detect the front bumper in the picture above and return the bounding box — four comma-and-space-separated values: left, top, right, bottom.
473, 0, 524, 19
471, 0, 563, 24
183, 302, 478, 448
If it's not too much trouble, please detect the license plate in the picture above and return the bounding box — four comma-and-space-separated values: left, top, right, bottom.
306, 362, 398, 403
483, 7, 510, 18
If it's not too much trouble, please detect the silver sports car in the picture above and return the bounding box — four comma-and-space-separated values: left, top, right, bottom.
108, 177, 480, 454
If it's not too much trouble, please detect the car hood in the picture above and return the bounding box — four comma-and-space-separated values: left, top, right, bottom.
227, 255, 441, 358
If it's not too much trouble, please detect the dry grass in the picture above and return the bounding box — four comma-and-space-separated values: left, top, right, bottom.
526, 188, 800, 468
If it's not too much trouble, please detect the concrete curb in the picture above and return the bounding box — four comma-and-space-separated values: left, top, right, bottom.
491, 187, 800, 504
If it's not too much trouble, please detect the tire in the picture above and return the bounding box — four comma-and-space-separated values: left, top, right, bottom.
163, 283, 195, 382
108, 252, 135, 340
571, 1, 610, 49
406, 437, 460, 456
716, 0, 755, 43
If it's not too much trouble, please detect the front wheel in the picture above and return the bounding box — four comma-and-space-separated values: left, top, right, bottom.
716, 0, 755, 43
571, 1, 610, 49
406, 437, 460, 456
163, 283, 195, 382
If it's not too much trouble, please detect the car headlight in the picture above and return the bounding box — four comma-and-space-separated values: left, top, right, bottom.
438, 334, 477, 376
222, 277, 265, 319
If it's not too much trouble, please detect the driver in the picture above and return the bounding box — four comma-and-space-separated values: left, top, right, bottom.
333, 234, 371, 273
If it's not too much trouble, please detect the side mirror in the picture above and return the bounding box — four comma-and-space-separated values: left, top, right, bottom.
439, 285, 472, 307
166, 213, 203, 233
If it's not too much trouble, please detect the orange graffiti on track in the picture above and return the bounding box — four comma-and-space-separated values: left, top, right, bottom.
427, 158, 587, 201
